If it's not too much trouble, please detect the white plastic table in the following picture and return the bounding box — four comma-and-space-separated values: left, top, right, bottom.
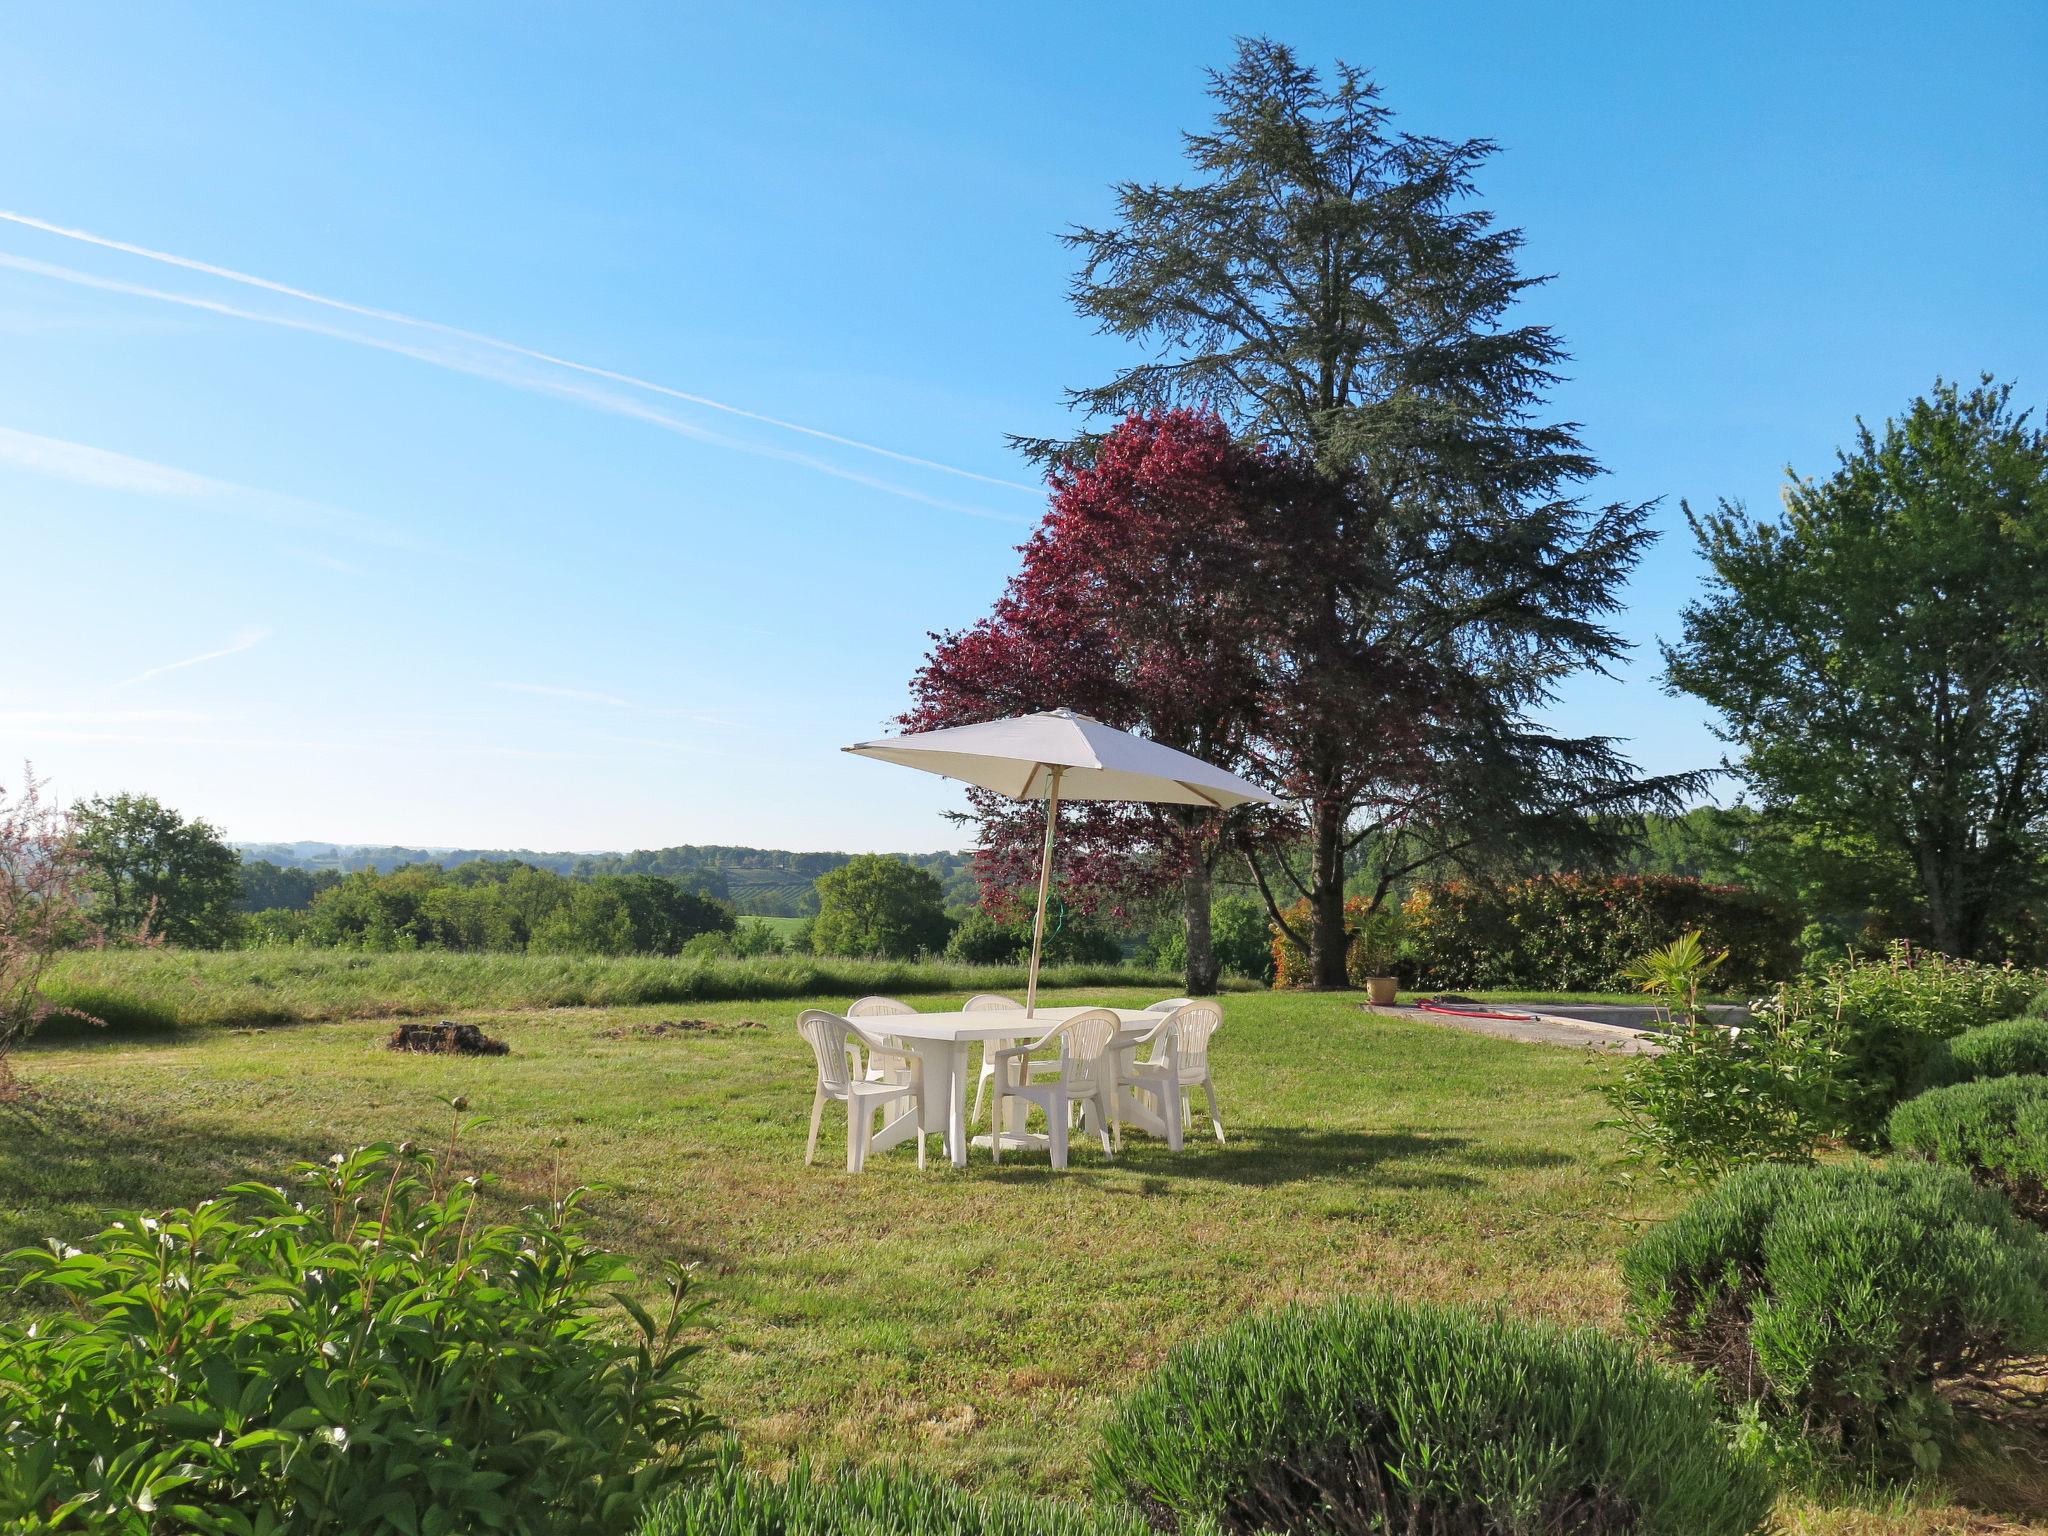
864, 1005, 1161, 1168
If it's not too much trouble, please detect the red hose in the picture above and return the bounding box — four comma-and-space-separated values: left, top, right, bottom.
1414, 998, 1541, 1022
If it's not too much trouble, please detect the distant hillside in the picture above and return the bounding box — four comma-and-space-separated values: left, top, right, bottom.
233, 841, 978, 916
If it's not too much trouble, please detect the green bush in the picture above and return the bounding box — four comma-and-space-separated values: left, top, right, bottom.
1400, 875, 1799, 993
1624, 1161, 2048, 1473
1096, 1297, 1773, 1535
1753, 944, 2048, 1141
0, 1141, 715, 1533
1887, 1077, 2048, 1224
640, 1445, 1188, 1536
1913, 1016, 2048, 1093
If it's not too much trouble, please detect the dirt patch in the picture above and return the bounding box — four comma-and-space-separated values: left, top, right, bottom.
386, 1021, 510, 1056
595, 1018, 763, 1040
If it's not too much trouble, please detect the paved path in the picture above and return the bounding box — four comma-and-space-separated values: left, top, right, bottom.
1362, 1001, 1666, 1055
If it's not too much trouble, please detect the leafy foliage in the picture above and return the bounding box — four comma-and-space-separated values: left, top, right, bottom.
277, 861, 738, 956
943, 899, 1123, 967
1624, 1161, 2048, 1473
1402, 875, 1798, 993
1667, 378, 2048, 960
1913, 1016, 2048, 1093
73, 791, 242, 947
808, 855, 953, 959
1887, 1077, 2048, 1224
1096, 1297, 1772, 1535
1147, 893, 1275, 982
0, 1140, 715, 1534
640, 1444, 1184, 1536
1753, 942, 2046, 1141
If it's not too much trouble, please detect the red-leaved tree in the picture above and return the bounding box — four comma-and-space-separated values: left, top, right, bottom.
905, 411, 1290, 991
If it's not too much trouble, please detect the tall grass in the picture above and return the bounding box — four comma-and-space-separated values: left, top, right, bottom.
40, 949, 1213, 1031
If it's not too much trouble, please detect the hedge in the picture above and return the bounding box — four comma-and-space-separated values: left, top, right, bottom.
1096, 1297, 1773, 1534
1401, 875, 1798, 993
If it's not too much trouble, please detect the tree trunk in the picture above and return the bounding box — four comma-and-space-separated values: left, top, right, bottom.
1181, 863, 1220, 996
1310, 802, 1350, 989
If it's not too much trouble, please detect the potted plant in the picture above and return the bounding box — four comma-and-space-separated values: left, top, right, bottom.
1354, 904, 1405, 1005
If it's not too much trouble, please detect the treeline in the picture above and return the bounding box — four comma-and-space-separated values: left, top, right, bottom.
235, 842, 977, 916
246, 862, 738, 956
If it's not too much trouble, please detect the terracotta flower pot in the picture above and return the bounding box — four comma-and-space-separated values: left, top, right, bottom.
1366, 975, 1399, 1006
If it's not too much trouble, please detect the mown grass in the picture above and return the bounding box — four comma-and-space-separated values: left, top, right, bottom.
39, 949, 1209, 1032
3, 979, 2035, 1532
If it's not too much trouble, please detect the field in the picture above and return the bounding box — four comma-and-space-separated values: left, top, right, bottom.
4, 968, 2039, 1532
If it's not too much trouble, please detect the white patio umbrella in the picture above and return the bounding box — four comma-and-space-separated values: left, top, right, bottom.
844, 709, 1280, 1013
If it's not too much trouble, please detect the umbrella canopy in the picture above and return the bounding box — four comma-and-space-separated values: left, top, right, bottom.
843, 709, 1276, 809
844, 711, 1280, 1012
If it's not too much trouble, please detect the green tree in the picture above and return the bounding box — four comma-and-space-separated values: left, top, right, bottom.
73, 793, 241, 947
1038, 38, 1696, 987
810, 856, 952, 959
1667, 379, 2048, 959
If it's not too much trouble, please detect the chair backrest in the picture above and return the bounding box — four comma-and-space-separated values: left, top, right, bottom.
1053, 1008, 1121, 1091
963, 993, 1021, 1012
1147, 997, 1194, 1013
1161, 1001, 1222, 1075
797, 1010, 857, 1093
847, 995, 915, 1018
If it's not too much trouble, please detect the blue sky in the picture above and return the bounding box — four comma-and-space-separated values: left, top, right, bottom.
4, 2, 2043, 852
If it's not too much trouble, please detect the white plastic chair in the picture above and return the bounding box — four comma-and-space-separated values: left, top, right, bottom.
1115, 1000, 1228, 1150
1123, 1000, 1224, 1144
847, 995, 917, 1087
989, 1009, 1120, 1170
797, 1010, 926, 1172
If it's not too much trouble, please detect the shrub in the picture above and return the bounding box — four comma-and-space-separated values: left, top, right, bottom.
1887, 1077, 2048, 1224
1624, 1161, 2048, 1473
1096, 1297, 1773, 1535
1754, 943, 2048, 1141
641, 1444, 1186, 1536
0, 1140, 715, 1533
1913, 1016, 2048, 1093
1401, 875, 1798, 993
1602, 934, 1847, 1182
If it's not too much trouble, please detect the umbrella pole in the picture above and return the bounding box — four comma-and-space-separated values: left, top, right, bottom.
1024, 764, 1063, 1017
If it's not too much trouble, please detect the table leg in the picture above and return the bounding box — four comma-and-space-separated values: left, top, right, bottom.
947, 1040, 969, 1169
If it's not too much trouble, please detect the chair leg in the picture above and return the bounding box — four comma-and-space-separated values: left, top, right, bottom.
847, 1099, 865, 1173
1205, 1079, 1224, 1143
1163, 1080, 1183, 1152
970, 1065, 990, 1130
1049, 1097, 1069, 1170
1098, 1089, 1115, 1159
990, 1087, 1004, 1165
806, 1086, 826, 1165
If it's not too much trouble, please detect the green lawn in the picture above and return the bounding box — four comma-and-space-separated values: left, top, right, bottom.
3, 983, 2036, 1531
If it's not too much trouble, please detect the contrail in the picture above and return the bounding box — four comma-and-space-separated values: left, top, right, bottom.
0, 253, 1030, 524
111, 628, 272, 689
0, 208, 1040, 495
